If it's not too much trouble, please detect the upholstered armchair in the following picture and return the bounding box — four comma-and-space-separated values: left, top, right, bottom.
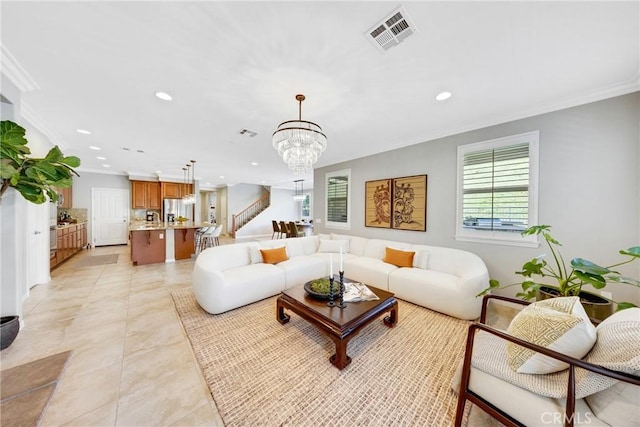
454, 295, 640, 427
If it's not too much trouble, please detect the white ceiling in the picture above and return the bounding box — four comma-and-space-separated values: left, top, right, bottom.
2, 1, 638, 190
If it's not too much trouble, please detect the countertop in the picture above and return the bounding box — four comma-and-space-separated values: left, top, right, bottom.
56, 221, 88, 229
129, 222, 208, 232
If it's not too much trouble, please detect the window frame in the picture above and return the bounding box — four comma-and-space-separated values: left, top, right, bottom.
455, 131, 540, 247
325, 168, 351, 230
300, 193, 311, 219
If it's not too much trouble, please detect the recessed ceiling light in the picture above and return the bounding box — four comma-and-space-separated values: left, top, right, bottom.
96, 156, 106, 160
205, 182, 211, 186
76, 129, 91, 135
89, 146, 101, 150
436, 91, 452, 101
155, 170, 162, 174
251, 162, 258, 166
219, 175, 225, 179
155, 91, 173, 101
102, 164, 110, 168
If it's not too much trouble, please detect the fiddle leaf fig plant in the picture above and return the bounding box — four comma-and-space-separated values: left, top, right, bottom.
478, 225, 640, 309
0, 120, 80, 204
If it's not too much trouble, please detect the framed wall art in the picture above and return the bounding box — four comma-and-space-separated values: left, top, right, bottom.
392, 174, 427, 231
365, 179, 392, 228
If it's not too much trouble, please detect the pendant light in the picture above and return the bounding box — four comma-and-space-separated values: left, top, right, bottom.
182, 160, 196, 205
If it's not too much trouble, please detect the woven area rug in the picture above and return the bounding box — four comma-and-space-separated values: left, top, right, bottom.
68, 254, 118, 268
172, 289, 471, 426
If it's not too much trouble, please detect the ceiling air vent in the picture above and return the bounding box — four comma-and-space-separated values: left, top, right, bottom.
365, 6, 417, 53
238, 128, 258, 137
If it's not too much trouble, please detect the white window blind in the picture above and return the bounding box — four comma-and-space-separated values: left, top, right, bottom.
456, 131, 539, 246
325, 169, 351, 229
327, 177, 348, 223
462, 143, 529, 229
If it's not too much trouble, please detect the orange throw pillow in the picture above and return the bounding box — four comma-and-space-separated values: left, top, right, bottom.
260, 247, 289, 264
383, 247, 415, 268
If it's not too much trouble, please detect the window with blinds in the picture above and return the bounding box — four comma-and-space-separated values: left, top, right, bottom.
326, 169, 351, 228
456, 131, 539, 246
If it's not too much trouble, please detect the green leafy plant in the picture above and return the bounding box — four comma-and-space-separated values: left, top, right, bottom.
478, 225, 640, 309
0, 120, 80, 204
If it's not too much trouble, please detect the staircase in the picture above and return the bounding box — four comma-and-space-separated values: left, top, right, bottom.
231, 190, 270, 237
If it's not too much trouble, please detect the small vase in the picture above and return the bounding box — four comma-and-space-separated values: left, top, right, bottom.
1, 315, 19, 350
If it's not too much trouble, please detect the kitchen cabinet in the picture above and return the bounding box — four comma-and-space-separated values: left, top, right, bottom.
131, 181, 162, 209
131, 229, 166, 265
56, 186, 72, 208
50, 223, 88, 269
161, 182, 193, 199
174, 228, 196, 260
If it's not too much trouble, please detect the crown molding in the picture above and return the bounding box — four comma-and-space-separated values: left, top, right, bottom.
1, 44, 40, 92
21, 102, 67, 149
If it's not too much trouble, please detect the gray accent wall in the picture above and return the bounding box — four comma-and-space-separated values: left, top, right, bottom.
314, 92, 640, 305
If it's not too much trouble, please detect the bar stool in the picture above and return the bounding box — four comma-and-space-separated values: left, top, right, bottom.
194, 226, 212, 255
201, 224, 223, 249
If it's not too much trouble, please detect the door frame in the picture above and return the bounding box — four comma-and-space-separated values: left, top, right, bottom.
91, 187, 130, 246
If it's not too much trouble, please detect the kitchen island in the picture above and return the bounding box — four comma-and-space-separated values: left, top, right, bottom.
129, 222, 206, 266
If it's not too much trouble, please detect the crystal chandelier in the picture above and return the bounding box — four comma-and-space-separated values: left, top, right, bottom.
273, 94, 327, 175
182, 160, 196, 205
292, 179, 306, 201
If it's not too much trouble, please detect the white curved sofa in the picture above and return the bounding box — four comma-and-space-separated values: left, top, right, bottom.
192, 233, 489, 320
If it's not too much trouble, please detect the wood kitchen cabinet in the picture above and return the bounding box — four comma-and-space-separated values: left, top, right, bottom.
131, 181, 162, 209
51, 223, 87, 269
56, 185, 73, 208
174, 228, 196, 260
131, 229, 166, 265
161, 182, 193, 199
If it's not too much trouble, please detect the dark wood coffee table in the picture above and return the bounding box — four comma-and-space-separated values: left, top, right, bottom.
276, 283, 398, 369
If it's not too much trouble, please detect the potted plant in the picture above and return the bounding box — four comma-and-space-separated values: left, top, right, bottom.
478, 225, 640, 320
0, 120, 80, 350
1, 120, 80, 204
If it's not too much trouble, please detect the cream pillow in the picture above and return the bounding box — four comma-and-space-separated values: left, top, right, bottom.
412, 251, 429, 269
330, 233, 351, 253
507, 297, 596, 374
584, 308, 640, 425
248, 246, 263, 264
317, 239, 348, 253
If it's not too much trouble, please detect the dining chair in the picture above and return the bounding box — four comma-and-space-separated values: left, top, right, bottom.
288, 221, 305, 238
271, 220, 282, 239
279, 221, 289, 239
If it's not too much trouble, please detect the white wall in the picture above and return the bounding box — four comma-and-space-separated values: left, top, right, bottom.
1, 74, 53, 320
314, 92, 640, 305
233, 187, 301, 239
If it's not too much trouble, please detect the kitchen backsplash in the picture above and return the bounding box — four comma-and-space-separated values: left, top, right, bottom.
58, 208, 88, 223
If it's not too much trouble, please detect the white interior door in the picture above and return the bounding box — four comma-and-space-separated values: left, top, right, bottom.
92, 188, 129, 246
25, 200, 50, 288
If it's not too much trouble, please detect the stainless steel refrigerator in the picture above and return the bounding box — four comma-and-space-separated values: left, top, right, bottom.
163, 198, 193, 223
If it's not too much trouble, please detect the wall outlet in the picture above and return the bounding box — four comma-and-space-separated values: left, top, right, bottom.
600, 291, 612, 300
159, 233, 164, 239
315, 218, 322, 224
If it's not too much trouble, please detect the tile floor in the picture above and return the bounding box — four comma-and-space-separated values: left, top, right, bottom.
0, 242, 228, 426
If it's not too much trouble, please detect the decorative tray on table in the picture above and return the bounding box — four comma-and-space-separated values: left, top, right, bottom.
304, 278, 336, 300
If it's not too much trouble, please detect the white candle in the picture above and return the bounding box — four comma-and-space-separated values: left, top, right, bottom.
330, 253, 333, 277
340, 247, 343, 272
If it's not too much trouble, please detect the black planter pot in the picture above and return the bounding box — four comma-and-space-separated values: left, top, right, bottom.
537, 286, 614, 322
0, 315, 20, 350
